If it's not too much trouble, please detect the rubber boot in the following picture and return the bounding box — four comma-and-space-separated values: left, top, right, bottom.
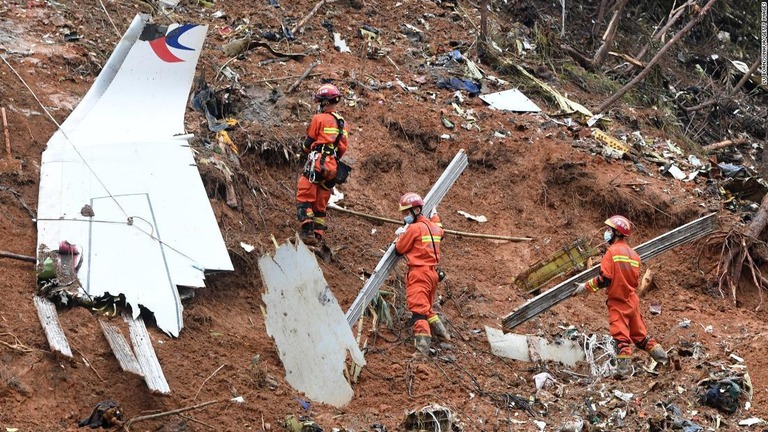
414, 335, 431, 357
300, 223, 318, 246
616, 357, 632, 377
649, 344, 669, 364
429, 319, 451, 342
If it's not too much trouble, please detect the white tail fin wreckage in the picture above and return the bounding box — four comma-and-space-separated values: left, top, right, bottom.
34, 15, 232, 392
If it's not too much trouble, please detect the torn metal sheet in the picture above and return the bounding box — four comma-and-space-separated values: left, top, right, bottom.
36, 14, 232, 337
33, 296, 72, 357
346, 150, 468, 327
99, 319, 143, 376
127, 315, 170, 394
485, 327, 585, 366
479, 89, 541, 112
591, 128, 629, 156
260, 239, 365, 408
514, 238, 598, 293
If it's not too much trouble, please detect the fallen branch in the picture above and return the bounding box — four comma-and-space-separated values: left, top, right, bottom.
193, 364, 226, 401
632, 0, 694, 64
596, 0, 718, 113
592, 0, 629, 68
0, 186, 35, 218
329, 204, 533, 242
121, 399, 231, 432
291, 0, 335, 35
0, 250, 35, 263
702, 138, 749, 154
608, 51, 645, 68
252, 73, 320, 84
287, 61, 319, 93
0, 332, 34, 353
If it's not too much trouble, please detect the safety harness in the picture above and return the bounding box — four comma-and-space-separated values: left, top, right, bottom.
304, 112, 347, 184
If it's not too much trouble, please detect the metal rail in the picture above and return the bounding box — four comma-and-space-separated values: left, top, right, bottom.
345, 150, 468, 327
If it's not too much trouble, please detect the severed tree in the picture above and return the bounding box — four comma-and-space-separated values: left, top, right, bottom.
713, 193, 768, 310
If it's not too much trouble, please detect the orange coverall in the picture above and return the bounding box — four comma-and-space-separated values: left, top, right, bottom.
586, 238, 658, 359
296, 109, 349, 238
395, 214, 444, 338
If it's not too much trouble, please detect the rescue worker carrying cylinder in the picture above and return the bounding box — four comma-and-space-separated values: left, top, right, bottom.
394, 192, 451, 356
296, 83, 351, 246
574, 215, 669, 377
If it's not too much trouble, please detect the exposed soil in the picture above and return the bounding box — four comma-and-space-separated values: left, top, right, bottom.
1, 0, 767, 431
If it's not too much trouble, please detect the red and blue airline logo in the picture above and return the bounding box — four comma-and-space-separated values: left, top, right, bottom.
140, 23, 199, 63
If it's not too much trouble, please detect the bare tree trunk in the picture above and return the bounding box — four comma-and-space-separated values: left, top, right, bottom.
480, 0, 489, 42
702, 138, 749, 153
596, 0, 719, 114
633, 1, 692, 63
592, 0, 610, 37
592, 0, 629, 68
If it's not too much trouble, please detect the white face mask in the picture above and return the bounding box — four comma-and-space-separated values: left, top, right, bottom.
604, 229, 614, 243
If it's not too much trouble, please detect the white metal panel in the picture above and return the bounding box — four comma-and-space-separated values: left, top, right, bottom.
36, 15, 232, 338
260, 240, 366, 408
479, 88, 541, 112
48, 16, 208, 148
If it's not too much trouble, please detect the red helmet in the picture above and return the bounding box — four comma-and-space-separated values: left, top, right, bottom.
314, 83, 341, 103
399, 192, 424, 211
605, 215, 632, 237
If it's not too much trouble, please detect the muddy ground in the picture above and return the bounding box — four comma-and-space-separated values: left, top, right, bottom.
1, 0, 767, 431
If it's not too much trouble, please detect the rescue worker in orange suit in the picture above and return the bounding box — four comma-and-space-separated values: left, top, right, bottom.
296, 83, 349, 246
394, 192, 451, 356
574, 215, 668, 377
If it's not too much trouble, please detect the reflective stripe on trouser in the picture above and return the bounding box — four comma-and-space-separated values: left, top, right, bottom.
608, 296, 657, 357
406, 266, 439, 337
313, 211, 326, 237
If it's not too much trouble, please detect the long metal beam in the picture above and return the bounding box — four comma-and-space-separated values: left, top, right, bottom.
501, 213, 718, 330
345, 149, 468, 327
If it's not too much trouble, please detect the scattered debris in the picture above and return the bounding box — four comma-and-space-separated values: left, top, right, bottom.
738, 418, 766, 426
78, 399, 123, 429
486, 326, 585, 366
403, 404, 464, 432
456, 210, 487, 223
333, 32, 350, 52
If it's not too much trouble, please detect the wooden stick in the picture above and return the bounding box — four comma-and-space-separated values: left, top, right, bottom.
702, 138, 749, 153
329, 205, 533, 242
596, 0, 718, 113
193, 364, 226, 401
252, 73, 320, 84
0, 250, 35, 262
1, 107, 11, 160
122, 399, 227, 431
287, 61, 319, 93
291, 0, 334, 35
